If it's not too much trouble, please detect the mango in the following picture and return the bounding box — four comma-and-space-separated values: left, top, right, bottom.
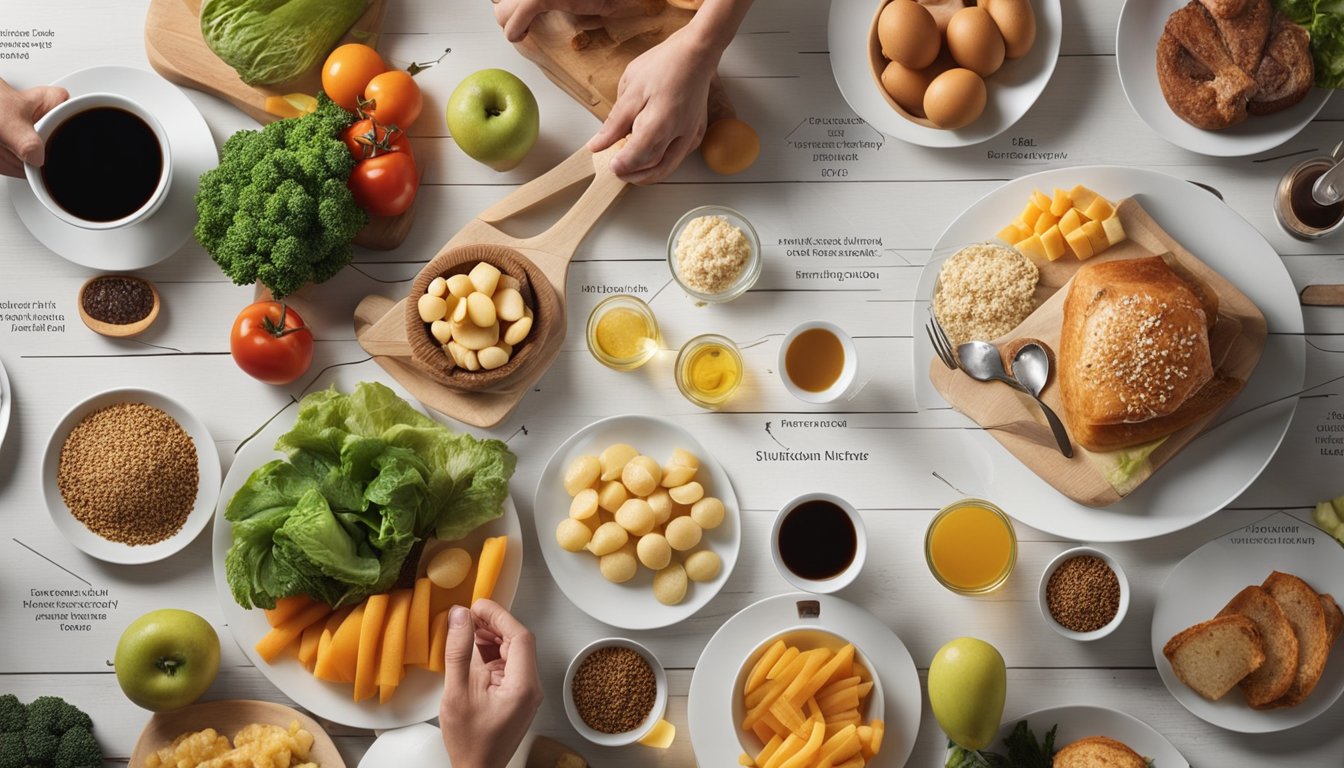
927, 637, 1006, 750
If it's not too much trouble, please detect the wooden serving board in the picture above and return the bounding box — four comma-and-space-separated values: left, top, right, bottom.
930, 199, 1268, 507
144, 0, 413, 250
128, 699, 346, 768
354, 142, 628, 428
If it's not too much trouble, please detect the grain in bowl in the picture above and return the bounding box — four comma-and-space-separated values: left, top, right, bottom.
668, 206, 761, 303
932, 243, 1039, 348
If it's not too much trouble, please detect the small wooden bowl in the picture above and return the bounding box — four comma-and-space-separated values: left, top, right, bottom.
128, 699, 346, 768
405, 243, 560, 392
77, 275, 160, 337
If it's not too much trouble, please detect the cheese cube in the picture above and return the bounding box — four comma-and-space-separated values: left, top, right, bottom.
1031, 189, 1052, 212
1014, 234, 1047, 262
1039, 225, 1067, 261
1019, 202, 1043, 228
1033, 210, 1059, 234
1058, 208, 1084, 235
1049, 188, 1072, 217
1068, 184, 1099, 212
997, 221, 1030, 244
1102, 215, 1127, 246
1082, 220, 1109, 256
1064, 227, 1094, 260
1083, 196, 1115, 222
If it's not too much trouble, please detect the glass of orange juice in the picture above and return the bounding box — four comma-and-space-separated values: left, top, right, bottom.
924, 499, 1017, 595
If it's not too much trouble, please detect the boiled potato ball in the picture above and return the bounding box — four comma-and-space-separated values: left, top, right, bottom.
684, 549, 722, 582
600, 542, 639, 583
426, 547, 473, 589
564, 455, 600, 496
637, 533, 673, 570
556, 518, 593, 552
665, 516, 703, 551
653, 563, 689, 606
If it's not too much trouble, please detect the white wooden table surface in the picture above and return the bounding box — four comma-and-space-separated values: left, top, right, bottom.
3, 1, 1344, 766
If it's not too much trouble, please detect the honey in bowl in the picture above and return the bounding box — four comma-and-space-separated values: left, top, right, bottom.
925, 500, 1017, 594
785, 328, 845, 393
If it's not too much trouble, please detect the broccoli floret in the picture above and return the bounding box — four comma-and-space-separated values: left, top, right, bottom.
2, 696, 101, 768
53, 728, 101, 768
0, 696, 24, 734
0, 732, 26, 768
195, 93, 366, 299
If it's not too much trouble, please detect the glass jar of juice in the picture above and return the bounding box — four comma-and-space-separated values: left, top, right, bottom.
924, 499, 1017, 595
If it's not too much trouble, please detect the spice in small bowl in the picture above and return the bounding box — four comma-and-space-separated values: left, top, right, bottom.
1037, 546, 1130, 641
77, 275, 160, 337
563, 638, 668, 747
667, 205, 761, 304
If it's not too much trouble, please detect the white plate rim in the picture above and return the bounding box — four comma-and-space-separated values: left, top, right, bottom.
1149, 511, 1344, 733
6, 65, 216, 269
828, 0, 1063, 148
532, 413, 741, 630
211, 399, 523, 730
40, 387, 221, 565
910, 165, 1305, 541
993, 704, 1188, 766
0, 354, 11, 453
1115, 0, 1330, 157
687, 592, 921, 768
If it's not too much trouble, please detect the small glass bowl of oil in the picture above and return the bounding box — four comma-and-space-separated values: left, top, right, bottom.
675, 334, 744, 409
586, 295, 661, 371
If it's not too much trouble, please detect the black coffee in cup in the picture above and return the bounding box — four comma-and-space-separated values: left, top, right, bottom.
41, 107, 163, 223
778, 498, 857, 581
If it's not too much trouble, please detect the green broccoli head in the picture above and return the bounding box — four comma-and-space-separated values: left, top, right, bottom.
53, 728, 101, 768
2, 696, 102, 768
0, 732, 26, 768
195, 93, 367, 299
0, 695, 24, 734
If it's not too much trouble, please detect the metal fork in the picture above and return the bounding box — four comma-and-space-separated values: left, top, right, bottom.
926, 312, 958, 370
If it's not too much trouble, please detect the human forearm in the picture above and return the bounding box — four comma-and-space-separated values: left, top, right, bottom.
680, 0, 755, 61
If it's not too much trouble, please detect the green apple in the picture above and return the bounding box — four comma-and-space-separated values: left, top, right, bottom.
114, 608, 220, 711
927, 636, 1006, 750
446, 68, 540, 172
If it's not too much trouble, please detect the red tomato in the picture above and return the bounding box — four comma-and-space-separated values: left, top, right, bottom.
349, 152, 418, 218
362, 70, 423, 128
341, 119, 414, 162
230, 302, 314, 385
322, 44, 386, 113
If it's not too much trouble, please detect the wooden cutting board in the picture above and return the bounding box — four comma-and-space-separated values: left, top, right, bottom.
929, 199, 1268, 507
144, 0, 412, 250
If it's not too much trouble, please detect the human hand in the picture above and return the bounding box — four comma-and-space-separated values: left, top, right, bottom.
493, 0, 660, 43
0, 79, 68, 178
439, 599, 543, 768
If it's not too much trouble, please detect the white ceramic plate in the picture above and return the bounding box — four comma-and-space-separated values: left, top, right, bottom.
358, 723, 449, 768
41, 387, 220, 564
1116, 0, 1330, 157
211, 402, 523, 730
912, 166, 1304, 541
0, 354, 10, 453
6, 65, 217, 269
1151, 511, 1344, 732
828, 0, 1062, 148
991, 705, 1188, 766
533, 414, 740, 630
688, 593, 920, 768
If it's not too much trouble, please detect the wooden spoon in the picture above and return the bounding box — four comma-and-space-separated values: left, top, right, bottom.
77, 275, 160, 337
128, 699, 345, 768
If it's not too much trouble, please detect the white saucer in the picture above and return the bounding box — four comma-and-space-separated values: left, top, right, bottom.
7, 66, 217, 270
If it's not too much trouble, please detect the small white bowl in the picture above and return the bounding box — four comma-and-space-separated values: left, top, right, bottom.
563, 638, 668, 747
42, 387, 220, 564
667, 205, 762, 303
770, 493, 868, 594
1038, 546, 1130, 641
778, 321, 858, 404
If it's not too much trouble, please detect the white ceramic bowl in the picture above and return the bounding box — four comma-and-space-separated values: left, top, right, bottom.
771, 492, 868, 594
1038, 546, 1130, 641
778, 321, 858, 404
667, 205, 762, 303
42, 387, 219, 564
563, 638, 668, 747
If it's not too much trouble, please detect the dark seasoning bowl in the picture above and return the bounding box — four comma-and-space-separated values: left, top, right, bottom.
1037, 546, 1130, 641
563, 637, 668, 746
77, 274, 160, 337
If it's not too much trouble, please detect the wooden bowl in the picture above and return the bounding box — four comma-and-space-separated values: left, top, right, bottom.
77, 275, 160, 337
868, 0, 941, 129
405, 243, 560, 392
128, 699, 346, 768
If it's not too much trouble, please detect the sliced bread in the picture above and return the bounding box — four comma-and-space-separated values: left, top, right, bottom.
1260, 571, 1329, 708
1163, 614, 1265, 701
1322, 592, 1342, 647
1217, 585, 1299, 707
1052, 735, 1148, 768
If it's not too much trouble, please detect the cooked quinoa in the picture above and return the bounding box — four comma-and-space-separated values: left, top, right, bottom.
932, 243, 1039, 347
674, 215, 751, 294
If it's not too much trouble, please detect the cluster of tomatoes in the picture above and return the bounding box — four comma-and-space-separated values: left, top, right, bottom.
322, 43, 423, 218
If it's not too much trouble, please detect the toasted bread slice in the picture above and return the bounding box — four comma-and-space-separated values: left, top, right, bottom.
1053, 735, 1148, 768
1217, 585, 1299, 707
1164, 614, 1264, 700
1260, 571, 1329, 708
1322, 592, 1342, 646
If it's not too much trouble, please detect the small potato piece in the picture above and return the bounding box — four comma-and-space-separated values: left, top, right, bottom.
466, 292, 497, 327
622, 456, 662, 497
504, 315, 533, 346
599, 542, 639, 583
447, 274, 474, 298
563, 455, 601, 496
494, 288, 526, 322
597, 480, 629, 513
668, 448, 700, 470
426, 547, 472, 589
684, 549, 722, 582
460, 348, 481, 371
451, 320, 500, 351
599, 443, 639, 482
451, 296, 470, 323
647, 489, 673, 525
469, 262, 502, 296
445, 341, 466, 367
587, 521, 629, 556
428, 276, 448, 297
569, 488, 599, 520
653, 562, 688, 605
637, 533, 673, 570
665, 516, 703, 551
615, 499, 656, 536
691, 497, 726, 529
478, 345, 510, 370
555, 518, 592, 552
418, 293, 449, 323
661, 464, 697, 488
430, 320, 453, 345
668, 481, 705, 505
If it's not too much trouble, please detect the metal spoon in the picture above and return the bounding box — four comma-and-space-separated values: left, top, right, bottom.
1010, 342, 1074, 458
956, 340, 1073, 458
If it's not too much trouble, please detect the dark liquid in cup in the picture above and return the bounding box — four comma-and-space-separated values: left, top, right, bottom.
41, 107, 163, 223
778, 499, 857, 580
1289, 166, 1344, 230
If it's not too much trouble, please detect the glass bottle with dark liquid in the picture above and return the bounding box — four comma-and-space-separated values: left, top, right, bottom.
1276, 157, 1344, 239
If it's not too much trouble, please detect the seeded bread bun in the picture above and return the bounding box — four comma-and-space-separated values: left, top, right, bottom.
1053, 735, 1147, 768
1163, 614, 1265, 700
1216, 585, 1299, 707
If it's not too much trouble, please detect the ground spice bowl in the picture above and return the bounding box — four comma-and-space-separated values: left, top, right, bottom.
667, 205, 761, 304
563, 637, 669, 747
1037, 546, 1130, 641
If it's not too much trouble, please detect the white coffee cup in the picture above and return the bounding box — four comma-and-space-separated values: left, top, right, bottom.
770, 492, 868, 594
778, 320, 859, 403
26, 92, 173, 230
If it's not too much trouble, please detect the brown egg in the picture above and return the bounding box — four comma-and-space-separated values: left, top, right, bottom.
982, 0, 1036, 59
882, 60, 935, 117
700, 117, 760, 175
923, 67, 987, 129
877, 0, 941, 70
945, 6, 1006, 77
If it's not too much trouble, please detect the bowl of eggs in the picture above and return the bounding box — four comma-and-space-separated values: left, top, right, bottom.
868, 0, 1038, 131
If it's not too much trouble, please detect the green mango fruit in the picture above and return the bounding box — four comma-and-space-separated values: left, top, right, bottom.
928, 636, 1007, 750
